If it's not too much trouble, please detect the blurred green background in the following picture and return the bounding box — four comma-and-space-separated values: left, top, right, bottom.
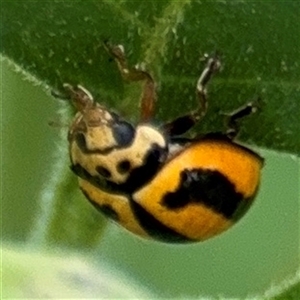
1, 1, 299, 299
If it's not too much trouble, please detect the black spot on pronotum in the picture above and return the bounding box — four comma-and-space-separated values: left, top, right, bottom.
96, 166, 111, 178
112, 121, 135, 147
130, 198, 193, 243
117, 159, 131, 174
81, 188, 119, 222
75, 133, 87, 151
161, 169, 246, 219
70, 163, 109, 190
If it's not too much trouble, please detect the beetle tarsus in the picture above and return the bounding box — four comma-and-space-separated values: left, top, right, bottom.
162, 54, 221, 137
224, 99, 260, 139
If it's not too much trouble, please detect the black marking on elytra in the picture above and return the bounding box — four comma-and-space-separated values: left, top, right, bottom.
161, 169, 246, 220
81, 188, 119, 222
117, 159, 131, 174
95, 203, 120, 221
130, 198, 193, 243
96, 166, 111, 178
116, 143, 168, 193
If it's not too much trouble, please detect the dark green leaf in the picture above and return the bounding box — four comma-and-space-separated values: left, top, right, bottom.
1, 1, 299, 153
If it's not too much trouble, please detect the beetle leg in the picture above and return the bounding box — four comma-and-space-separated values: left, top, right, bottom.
52, 84, 94, 112
162, 55, 221, 136
223, 99, 260, 139
104, 42, 156, 123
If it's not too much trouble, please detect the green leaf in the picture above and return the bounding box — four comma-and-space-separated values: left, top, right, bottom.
2, 245, 154, 298
264, 270, 300, 300
3, 244, 299, 299
1, 1, 299, 154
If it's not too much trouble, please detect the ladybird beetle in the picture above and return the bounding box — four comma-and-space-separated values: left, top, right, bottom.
57, 43, 264, 243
